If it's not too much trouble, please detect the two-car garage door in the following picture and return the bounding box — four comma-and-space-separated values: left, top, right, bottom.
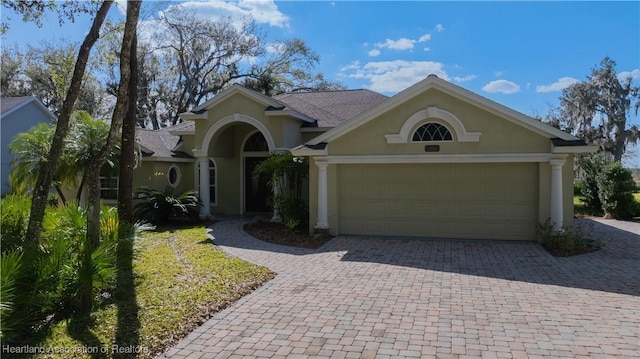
338, 163, 538, 240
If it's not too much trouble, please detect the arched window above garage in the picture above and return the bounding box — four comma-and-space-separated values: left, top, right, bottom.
412, 122, 453, 142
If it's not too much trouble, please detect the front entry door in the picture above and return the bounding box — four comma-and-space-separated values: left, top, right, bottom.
245, 157, 270, 212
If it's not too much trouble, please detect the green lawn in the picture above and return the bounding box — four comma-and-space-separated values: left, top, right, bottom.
30, 227, 274, 358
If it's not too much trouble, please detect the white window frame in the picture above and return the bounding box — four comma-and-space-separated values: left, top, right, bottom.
99, 175, 119, 201
411, 122, 454, 143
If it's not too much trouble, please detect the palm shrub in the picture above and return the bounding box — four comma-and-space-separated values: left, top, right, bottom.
133, 186, 202, 225
597, 162, 639, 219
0, 200, 124, 342
0, 250, 26, 340
254, 152, 308, 228
0, 194, 31, 252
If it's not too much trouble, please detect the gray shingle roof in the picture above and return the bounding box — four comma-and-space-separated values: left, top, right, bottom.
273, 89, 388, 127
169, 120, 195, 133
136, 128, 190, 158
1, 97, 35, 115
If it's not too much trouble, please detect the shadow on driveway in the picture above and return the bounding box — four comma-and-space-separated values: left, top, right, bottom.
214, 217, 640, 297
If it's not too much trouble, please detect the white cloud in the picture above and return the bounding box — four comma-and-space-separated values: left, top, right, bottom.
340, 60, 448, 93
423, 47, 430, 52
114, 0, 127, 15
493, 70, 504, 77
372, 33, 433, 53
436, 24, 444, 32
482, 80, 520, 94
535, 77, 579, 93
339, 61, 361, 72
368, 49, 381, 57
377, 38, 416, 50
453, 74, 476, 82
164, 0, 289, 28
618, 69, 640, 81
137, 0, 288, 54
418, 34, 431, 42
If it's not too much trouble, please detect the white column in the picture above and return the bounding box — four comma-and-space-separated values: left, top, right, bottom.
549, 158, 565, 230
315, 161, 329, 229
198, 157, 211, 218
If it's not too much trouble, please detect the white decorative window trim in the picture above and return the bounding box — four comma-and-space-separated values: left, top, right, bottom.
411, 122, 453, 142
167, 164, 182, 188
385, 106, 481, 144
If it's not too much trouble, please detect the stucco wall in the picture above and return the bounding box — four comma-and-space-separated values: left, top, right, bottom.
306, 88, 578, 239
328, 88, 549, 156
133, 161, 195, 194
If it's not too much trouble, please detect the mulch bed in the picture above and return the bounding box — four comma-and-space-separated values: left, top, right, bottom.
244, 221, 333, 249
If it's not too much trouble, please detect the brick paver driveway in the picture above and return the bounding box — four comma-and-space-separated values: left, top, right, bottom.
161, 218, 639, 359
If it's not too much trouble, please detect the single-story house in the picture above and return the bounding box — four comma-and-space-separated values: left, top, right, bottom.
1, 97, 57, 194
131, 75, 595, 241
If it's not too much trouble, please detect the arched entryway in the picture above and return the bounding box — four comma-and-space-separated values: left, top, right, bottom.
195, 113, 276, 217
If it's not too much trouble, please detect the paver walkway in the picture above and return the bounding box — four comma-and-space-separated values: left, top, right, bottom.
161, 218, 640, 358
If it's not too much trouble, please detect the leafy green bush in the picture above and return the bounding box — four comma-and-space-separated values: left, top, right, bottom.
537, 219, 603, 257
573, 182, 583, 196
577, 155, 606, 215
273, 191, 308, 227
133, 187, 202, 225
597, 162, 639, 219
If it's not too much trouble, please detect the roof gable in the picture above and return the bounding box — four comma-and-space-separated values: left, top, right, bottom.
1, 96, 56, 121
188, 84, 282, 114
308, 75, 577, 145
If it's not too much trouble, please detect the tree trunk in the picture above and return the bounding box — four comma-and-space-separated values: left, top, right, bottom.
118, 32, 138, 226
81, 0, 141, 310
86, 0, 140, 246
25, 1, 113, 244
613, 120, 626, 162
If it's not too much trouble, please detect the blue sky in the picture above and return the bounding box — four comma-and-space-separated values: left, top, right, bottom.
2, 1, 639, 165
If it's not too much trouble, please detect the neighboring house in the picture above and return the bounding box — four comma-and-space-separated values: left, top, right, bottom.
135, 75, 595, 241
0, 97, 57, 194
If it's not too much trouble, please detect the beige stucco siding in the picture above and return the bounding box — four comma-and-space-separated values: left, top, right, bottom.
211, 156, 241, 214
335, 163, 539, 240
328, 88, 549, 155
133, 161, 195, 194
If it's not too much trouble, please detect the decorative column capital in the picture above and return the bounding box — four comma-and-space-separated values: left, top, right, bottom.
549, 158, 566, 168
315, 159, 328, 169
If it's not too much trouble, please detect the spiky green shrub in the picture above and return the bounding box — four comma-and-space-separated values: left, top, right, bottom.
0, 194, 31, 252
537, 219, 603, 257
133, 187, 202, 225
0, 202, 124, 342
597, 162, 639, 219
0, 250, 25, 340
